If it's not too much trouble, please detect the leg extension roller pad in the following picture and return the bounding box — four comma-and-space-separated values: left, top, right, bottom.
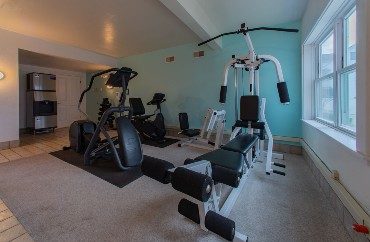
178, 198, 200, 224
171, 167, 213, 202
141, 157, 175, 184
205, 211, 235, 241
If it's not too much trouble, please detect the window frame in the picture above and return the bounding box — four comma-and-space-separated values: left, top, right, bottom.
313, 3, 357, 136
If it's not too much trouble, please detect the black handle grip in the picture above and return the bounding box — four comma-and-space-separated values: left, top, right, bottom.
219, 86, 227, 103
277, 82, 290, 104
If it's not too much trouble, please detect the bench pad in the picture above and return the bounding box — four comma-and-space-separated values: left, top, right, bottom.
195, 149, 244, 187
221, 134, 258, 155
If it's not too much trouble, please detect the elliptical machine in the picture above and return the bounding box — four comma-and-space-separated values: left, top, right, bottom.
67, 67, 143, 171
129, 93, 166, 142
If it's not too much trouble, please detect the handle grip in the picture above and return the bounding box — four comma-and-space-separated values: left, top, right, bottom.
219, 86, 227, 103
277, 82, 290, 104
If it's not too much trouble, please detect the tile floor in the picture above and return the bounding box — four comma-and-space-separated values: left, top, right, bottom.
0, 199, 33, 242
0, 128, 70, 164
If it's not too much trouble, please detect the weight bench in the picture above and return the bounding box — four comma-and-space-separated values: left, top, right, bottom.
142, 135, 260, 241
141, 95, 286, 241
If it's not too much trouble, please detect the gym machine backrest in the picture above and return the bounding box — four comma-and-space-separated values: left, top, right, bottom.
129, 98, 153, 118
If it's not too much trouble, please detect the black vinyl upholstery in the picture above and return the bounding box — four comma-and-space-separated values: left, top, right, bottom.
179, 113, 200, 137
116, 116, 143, 167
129, 98, 146, 116
195, 149, 244, 187
179, 113, 190, 130
221, 134, 258, 155
240, 95, 259, 122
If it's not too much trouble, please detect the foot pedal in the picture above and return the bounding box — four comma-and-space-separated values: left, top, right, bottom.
273, 162, 286, 168
178, 199, 200, 224
205, 211, 235, 241
273, 170, 286, 176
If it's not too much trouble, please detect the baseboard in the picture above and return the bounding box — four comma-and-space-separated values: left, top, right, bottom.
301, 140, 370, 241
0, 139, 20, 151
166, 126, 302, 155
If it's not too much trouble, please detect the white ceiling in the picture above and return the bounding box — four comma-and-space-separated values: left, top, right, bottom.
18, 49, 110, 72
195, 0, 309, 33
0, 0, 198, 58
0, 0, 308, 58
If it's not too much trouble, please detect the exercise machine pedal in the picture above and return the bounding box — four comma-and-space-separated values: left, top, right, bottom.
273, 170, 286, 176
273, 162, 286, 168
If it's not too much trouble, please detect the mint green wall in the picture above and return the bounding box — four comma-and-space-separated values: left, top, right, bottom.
87, 21, 302, 138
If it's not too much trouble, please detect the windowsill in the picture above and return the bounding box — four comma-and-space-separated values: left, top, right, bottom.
302, 119, 356, 152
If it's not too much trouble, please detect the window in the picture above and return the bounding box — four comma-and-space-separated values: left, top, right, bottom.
314, 6, 356, 134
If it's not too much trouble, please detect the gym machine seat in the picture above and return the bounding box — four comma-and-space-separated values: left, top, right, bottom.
195, 149, 244, 188
221, 134, 258, 155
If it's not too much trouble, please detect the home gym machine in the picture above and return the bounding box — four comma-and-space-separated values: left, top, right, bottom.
142, 95, 264, 241
140, 23, 297, 241
129, 93, 167, 142
178, 108, 226, 150
199, 23, 297, 175
67, 67, 143, 171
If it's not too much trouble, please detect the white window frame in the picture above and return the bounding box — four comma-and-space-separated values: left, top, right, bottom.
313, 3, 356, 136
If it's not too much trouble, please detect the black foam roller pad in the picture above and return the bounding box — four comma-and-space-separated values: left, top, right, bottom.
178, 199, 200, 224
141, 157, 175, 184
219, 86, 227, 103
277, 82, 290, 104
205, 211, 235, 241
171, 167, 213, 202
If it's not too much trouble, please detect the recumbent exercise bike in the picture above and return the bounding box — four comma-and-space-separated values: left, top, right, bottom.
129, 93, 167, 142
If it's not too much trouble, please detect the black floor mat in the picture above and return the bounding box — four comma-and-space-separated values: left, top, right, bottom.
50, 149, 150, 188
141, 137, 179, 148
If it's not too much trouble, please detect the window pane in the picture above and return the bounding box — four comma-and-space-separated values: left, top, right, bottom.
316, 77, 334, 122
344, 9, 356, 66
320, 33, 334, 77
340, 70, 356, 131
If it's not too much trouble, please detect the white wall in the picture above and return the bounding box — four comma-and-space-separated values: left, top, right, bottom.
18, 64, 86, 129
0, 28, 117, 143
302, 0, 370, 215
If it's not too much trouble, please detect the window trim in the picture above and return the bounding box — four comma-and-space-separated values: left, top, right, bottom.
313, 4, 357, 136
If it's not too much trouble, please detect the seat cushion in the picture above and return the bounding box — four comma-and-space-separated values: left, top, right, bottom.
221, 134, 258, 155
196, 149, 243, 171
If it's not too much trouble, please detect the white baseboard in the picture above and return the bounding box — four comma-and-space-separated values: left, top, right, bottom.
301, 140, 370, 240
